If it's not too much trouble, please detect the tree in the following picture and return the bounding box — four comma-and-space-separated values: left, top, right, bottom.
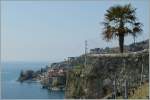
102, 4, 142, 53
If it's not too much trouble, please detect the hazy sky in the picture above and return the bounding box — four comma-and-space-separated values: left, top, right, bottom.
1, 0, 149, 62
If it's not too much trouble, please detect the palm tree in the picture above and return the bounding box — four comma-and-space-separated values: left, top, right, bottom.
102, 4, 142, 53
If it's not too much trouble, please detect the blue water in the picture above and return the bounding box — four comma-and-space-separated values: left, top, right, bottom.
1, 62, 65, 99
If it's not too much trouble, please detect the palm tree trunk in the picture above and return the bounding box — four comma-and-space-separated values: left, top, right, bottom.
119, 34, 124, 53
133, 36, 136, 46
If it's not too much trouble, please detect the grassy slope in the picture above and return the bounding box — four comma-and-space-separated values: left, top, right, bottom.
116, 82, 149, 99
129, 82, 149, 99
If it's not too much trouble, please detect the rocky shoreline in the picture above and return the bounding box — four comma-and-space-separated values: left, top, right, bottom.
18, 39, 149, 98
18, 66, 66, 91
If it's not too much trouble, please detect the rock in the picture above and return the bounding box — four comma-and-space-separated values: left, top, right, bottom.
65, 50, 149, 99
18, 70, 35, 82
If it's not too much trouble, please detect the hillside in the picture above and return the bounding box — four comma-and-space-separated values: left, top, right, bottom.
65, 49, 149, 99
18, 39, 149, 99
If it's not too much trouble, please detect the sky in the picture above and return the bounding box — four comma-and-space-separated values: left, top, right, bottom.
1, 0, 150, 62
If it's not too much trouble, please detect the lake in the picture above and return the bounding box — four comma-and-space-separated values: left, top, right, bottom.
1, 62, 65, 99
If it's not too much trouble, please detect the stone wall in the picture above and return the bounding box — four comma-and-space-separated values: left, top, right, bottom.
65, 49, 149, 99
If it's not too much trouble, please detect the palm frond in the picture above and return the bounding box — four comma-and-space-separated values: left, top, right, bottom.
101, 3, 142, 40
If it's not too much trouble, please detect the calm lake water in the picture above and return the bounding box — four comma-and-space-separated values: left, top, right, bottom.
1, 62, 65, 99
